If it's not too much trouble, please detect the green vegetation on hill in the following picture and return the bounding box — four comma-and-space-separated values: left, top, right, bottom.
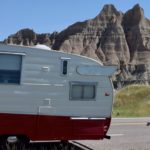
113, 85, 150, 117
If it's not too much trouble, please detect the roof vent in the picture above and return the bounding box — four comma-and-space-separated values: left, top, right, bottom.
34, 44, 51, 50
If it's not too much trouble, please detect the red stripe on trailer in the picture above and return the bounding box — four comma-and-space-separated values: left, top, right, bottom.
0, 113, 111, 141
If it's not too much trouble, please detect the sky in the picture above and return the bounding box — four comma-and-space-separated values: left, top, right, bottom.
0, 0, 149, 41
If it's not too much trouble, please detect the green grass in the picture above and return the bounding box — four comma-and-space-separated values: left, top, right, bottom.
113, 85, 150, 117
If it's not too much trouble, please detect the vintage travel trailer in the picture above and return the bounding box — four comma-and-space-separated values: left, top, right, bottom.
0, 44, 116, 144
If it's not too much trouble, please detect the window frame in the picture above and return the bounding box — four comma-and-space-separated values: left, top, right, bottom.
0, 52, 25, 85
69, 81, 97, 101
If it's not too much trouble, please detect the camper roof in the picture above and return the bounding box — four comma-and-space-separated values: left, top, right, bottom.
0, 43, 51, 51
0, 43, 103, 65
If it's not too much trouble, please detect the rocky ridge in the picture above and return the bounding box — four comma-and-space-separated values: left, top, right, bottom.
3, 4, 150, 82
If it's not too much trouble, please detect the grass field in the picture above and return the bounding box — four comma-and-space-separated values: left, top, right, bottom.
113, 85, 150, 117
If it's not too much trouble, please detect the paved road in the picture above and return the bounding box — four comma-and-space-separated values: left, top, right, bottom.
78, 118, 150, 150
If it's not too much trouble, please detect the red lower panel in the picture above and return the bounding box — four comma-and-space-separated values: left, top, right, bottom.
0, 113, 111, 141
0, 113, 37, 140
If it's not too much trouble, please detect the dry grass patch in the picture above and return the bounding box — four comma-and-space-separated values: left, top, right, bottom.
113, 85, 150, 117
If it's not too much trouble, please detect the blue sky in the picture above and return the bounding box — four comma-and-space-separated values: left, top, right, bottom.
0, 0, 149, 40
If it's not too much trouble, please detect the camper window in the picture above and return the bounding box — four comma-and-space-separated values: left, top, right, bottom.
0, 54, 22, 84
63, 60, 68, 75
70, 82, 96, 100
61, 59, 68, 75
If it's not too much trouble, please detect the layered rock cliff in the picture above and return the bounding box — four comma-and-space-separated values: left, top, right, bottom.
4, 28, 58, 47
123, 4, 150, 64
3, 4, 150, 81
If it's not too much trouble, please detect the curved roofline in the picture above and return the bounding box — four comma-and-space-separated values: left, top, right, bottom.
1, 44, 103, 65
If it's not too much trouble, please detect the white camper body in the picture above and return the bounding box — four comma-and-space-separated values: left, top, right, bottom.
0, 44, 116, 141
